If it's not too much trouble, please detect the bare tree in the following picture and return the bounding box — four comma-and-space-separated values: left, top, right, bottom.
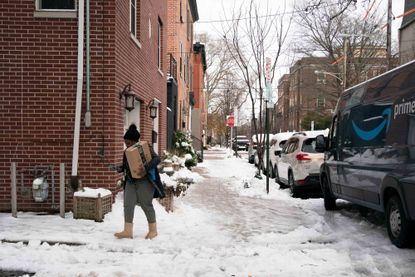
294, 0, 386, 96
221, 0, 292, 173
195, 33, 236, 104
195, 33, 246, 146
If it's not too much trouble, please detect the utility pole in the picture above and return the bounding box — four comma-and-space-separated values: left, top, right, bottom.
386, 0, 392, 70
265, 57, 272, 193
343, 36, 348, 91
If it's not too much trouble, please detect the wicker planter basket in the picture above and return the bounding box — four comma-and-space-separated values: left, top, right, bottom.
73, 193, 112, 222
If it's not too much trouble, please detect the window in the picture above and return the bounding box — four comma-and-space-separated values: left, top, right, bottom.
279, 140, 287, 148
35, 0, 76, 18
180, 42, 183, 77
189, 65, 193, 89
157, 18, 163, 70
187, 10, 191, 40
316, 95, 325, 108
329, 116, 338, 149
180, 0, 183, 23
130, 0, 141, 41
38, 0, 75, 10
184, 54, 187, 83
302, 138, 317, 153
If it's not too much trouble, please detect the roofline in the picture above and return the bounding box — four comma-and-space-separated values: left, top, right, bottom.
193, 42, 206, 72
344, 59, 415, 93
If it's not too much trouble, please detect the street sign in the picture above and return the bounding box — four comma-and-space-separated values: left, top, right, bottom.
226, 115, 234, 127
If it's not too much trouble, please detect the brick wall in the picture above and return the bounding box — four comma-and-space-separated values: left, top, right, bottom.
166, 0, 196, 131
0, 0, 167, 212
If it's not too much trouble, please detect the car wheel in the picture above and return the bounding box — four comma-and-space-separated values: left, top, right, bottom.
386, 195, 414, 248
288, 172, 297, 197
321, 176, 336, 210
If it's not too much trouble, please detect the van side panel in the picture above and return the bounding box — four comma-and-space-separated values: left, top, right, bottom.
402, 182, 415, 221
325, 60, 415, 220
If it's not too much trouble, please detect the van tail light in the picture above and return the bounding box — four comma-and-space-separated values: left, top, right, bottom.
296, 153, 311, 161
297, 179, 306, 185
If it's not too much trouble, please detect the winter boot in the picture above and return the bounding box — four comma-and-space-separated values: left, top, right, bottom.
114, 223, 133, 239
145, 222, 158, 239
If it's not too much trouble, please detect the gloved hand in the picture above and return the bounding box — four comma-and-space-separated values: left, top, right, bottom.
109, 164, 122, 172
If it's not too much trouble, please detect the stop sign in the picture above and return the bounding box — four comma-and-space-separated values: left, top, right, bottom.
226, 115, 234, 127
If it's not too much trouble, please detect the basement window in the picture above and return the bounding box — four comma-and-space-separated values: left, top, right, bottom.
34, 0, 77, 18
38, 0, 75, 10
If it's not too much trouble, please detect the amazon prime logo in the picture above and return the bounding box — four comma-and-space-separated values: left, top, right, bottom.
394, 99, 415, 119
352, 107, 391, 141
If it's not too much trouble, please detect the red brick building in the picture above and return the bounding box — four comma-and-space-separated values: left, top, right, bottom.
0, 0, 167, 211
191, 42, 207, 148
166, 0, 198, 149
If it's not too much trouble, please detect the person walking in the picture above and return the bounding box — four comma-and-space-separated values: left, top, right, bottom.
113, 124, 165, 239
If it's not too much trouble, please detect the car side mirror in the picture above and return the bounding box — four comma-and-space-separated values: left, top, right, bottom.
315, 135, 327, 153
274, 150, 281, 157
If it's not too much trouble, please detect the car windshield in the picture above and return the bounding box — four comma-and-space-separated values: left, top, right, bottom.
302, 138, 318, 153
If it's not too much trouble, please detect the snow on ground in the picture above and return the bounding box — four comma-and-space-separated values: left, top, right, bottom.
0, 146, 414, 276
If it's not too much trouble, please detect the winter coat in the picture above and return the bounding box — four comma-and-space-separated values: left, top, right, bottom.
119, 145, 165, 199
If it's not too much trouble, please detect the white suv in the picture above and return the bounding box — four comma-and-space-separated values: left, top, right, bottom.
276, 130, 328, 197
268, 132, 294, 177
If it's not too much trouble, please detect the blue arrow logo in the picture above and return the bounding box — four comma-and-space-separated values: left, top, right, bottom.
352, 107, 391, 141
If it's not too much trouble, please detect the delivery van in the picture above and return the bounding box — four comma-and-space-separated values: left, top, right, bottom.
316, 59, 415, 248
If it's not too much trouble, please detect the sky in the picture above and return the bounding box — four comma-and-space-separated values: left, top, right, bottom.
194, 0, 406, 122
1, 148, 414, 276
195, 0, 405, 47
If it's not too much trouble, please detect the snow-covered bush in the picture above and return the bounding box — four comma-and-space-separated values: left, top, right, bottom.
173, 131, 197, 168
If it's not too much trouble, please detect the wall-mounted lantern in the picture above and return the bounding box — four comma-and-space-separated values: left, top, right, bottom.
147, 99, 160, 119
119, 84, 135, 111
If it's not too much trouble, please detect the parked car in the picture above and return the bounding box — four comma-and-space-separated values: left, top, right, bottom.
276, 130, 328, 197
316, 59, 415, 248
253, 133, 275, 167
264, 132, 294, 178
248, 134, 266, 164
232, 135, 249, 151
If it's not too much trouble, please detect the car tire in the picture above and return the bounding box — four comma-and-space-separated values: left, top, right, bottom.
386, 195, 414, 248
321, 176, 336, 210
288, 172, 298, 197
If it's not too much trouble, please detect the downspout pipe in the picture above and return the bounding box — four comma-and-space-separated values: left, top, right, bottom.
85, 0, 91, 127
71, 0, 85, 190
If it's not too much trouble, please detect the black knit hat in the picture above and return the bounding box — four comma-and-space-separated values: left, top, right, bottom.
123, 124, 140, 142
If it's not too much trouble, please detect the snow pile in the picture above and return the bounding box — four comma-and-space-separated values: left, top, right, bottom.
172, 167, 203, 183
160, 172, 178, 188
73, 187, 112, 198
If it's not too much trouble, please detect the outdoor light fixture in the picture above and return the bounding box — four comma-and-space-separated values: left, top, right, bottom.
119, 84, 135, 111
147, 99, 159, 119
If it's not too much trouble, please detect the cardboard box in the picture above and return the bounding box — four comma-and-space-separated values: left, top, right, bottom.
125, 141, 152, 179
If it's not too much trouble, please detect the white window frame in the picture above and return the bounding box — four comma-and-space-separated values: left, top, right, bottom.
130, 0, 137, 37
180, 42, 183, 78
34, 0, 77, 18
157, 18, 162, 70
129, 0, 142, 47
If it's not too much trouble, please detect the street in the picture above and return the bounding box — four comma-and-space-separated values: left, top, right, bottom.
0, 147, 414, 276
